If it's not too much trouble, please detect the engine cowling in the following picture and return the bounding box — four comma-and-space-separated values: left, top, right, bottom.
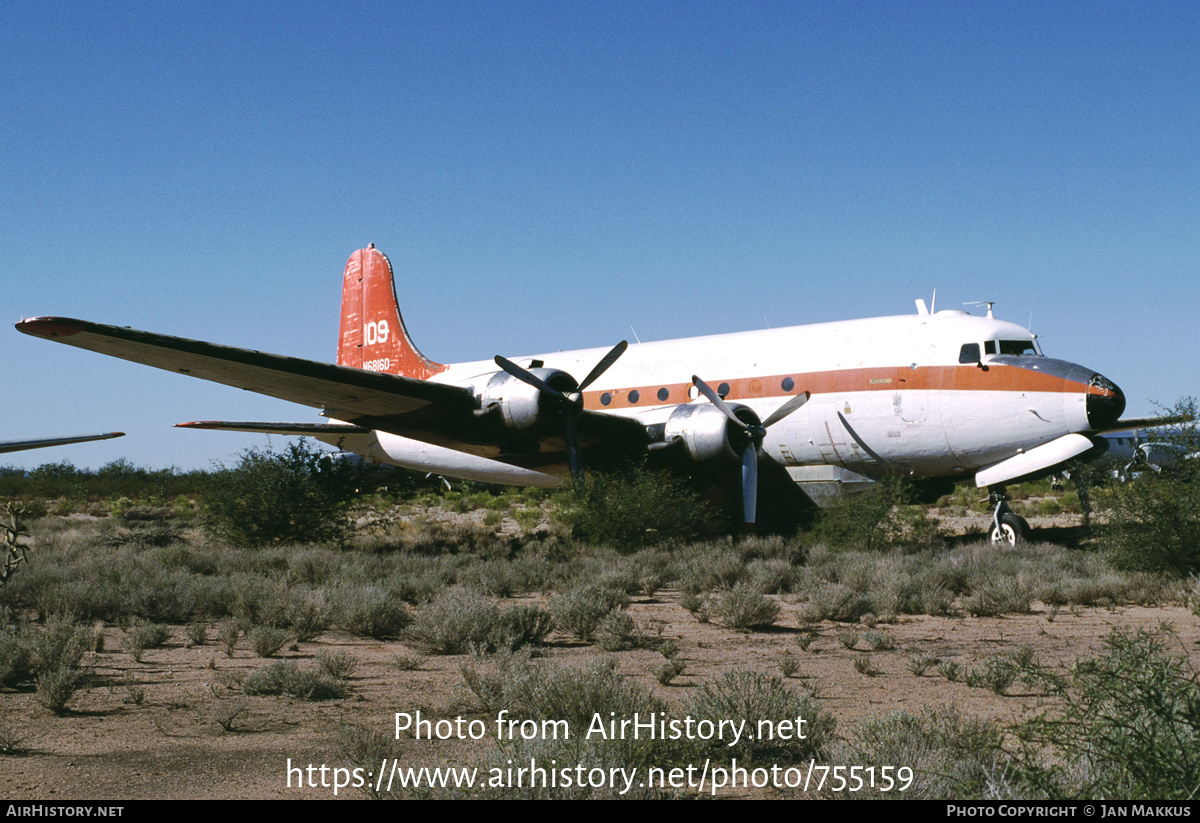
658, 402, 762, 463
476, 368, 579, 431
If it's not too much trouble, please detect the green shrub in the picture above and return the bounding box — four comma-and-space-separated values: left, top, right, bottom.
1012, 626, 1200, 799
202, 441, 355, 547
36, 665, 83, 714
712, 582, 780, 631
121, 621, 171, 662
405, 587, 498, 654
491, 605, 555, 652
242, 661, 347, 700
1103, 399, 1199, 575
249, 626, 289, 658
835, 707, 1006, 799
551, 585, 630, 641
286, 590, 334, 642
316, 650, 358, 680
555, 464, 721, 549
806, 476, 921, 551
338, 585, 411, 641
685, 669, 834, 764
459, 653, 667, 728
0, 625, 33, 688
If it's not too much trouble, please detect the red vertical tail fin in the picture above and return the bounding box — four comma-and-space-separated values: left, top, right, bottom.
337, 245, 446, 379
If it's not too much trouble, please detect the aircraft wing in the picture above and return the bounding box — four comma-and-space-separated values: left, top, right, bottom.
0, 431, 124, 455
15, 317, 646, 466
17, 316, 476, 420
1093, 415, 1194, 435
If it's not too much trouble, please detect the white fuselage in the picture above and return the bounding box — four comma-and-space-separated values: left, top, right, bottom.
339, 308, 1114, 490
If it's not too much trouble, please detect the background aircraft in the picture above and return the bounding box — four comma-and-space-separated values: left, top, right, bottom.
0, 432, 124, 455
18, 247, 1163, 544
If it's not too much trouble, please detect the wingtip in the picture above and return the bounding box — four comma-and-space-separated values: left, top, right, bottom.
16, 317, 88, 338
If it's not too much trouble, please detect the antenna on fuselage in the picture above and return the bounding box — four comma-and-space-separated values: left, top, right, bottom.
628, 325, 641, 344
965, 301, 995, 319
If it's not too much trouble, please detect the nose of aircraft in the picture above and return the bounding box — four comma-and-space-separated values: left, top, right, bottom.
1086, 373, 1125, 431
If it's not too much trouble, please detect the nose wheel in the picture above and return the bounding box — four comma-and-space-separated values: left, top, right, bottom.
988, 487, 1029, 546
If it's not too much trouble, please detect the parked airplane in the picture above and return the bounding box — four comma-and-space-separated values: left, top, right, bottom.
16, 246, 1150, 543
1103, 425, 1199, 480
0, 432, 124, 455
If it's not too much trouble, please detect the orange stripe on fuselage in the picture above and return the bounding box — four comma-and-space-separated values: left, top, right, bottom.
582, 363, 1092, 411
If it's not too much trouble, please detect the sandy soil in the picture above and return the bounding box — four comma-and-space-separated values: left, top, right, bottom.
3, 587, 1197, 801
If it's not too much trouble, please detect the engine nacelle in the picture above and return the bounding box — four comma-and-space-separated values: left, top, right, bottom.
658, 403, 760, 462
476, 368, 578, 431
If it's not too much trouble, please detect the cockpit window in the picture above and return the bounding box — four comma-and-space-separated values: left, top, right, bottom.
999, 340, 1039, 356
958, 343, 981, 364
984, 341, 996, 355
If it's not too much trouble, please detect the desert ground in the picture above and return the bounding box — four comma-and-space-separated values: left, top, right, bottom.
2, 503, 1198, 801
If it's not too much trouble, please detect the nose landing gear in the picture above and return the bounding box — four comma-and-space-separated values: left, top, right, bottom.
988, 485, 1030, 546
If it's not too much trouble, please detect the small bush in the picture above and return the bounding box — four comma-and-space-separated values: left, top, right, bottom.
491, 605, 555, 652
202, 441, 356, 547
121, 622, 171, 662
460, 654, 668, 728
316, 650, 358, 680
185, 622, 208, 647
686, 670, 834, 763
35, 666, 82, 714
1012, 626, 1200, 799
286, 591, 334, 642
595, 610, 638, 652
778, 651, 799, 678
249, 626, 289, 658
339, 586, 411, 641
405, 587, 498, 654
555, 464, 722, 549
551, 585, 630, 642
712, 582, 780, 631
835, 707, 1006, 799
242, 661, 347, 700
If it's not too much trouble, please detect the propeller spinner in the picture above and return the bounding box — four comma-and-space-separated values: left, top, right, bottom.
494, 341, 628, 485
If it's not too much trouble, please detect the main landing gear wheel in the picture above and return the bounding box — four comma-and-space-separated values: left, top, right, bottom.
990, 512, 1029, 547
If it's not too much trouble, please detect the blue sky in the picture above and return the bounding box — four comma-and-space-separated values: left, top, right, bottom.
3, 1, 1197, 471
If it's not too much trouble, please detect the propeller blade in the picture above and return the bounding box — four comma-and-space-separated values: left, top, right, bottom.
496, 342, 627, 486
761, 391, 810, 429
578, 340, 628, 392
742, 442, 758, 525
564, 411, 584, 485
494, 355, 570, 403
691, 375, 746, 429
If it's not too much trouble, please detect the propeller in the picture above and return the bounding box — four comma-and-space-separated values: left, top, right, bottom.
494, 340, 628, 485
691, 376, 809, 525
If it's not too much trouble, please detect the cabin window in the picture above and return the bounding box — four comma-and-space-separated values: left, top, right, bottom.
781, 377, 795, 391
958, 343, 981, 364
600, 392, 612, 406
657, 387, 669, 402
628, 390, 640, 404
718, 382, 731, 398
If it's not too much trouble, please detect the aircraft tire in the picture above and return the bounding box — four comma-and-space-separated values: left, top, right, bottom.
989, 513, 1027, 547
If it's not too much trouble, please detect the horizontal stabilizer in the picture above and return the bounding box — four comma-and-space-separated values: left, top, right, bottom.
177, 421, 371, 435
0, 432, 125, 455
